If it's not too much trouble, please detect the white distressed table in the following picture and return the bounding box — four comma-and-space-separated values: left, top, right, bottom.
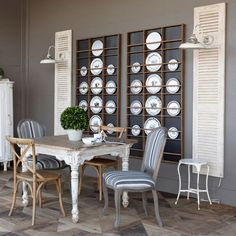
22, 135, 135, 223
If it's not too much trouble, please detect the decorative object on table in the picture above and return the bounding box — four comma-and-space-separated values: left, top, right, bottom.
146, 31, 162, 50
103, 127, 167, 228
130, 79, 142, 94
60, 106, 89, 141
146, 74, 162, 94
76, 34, 121, 136
79, 125, 127, 201
0, 67, 4, 79
127, 24, 184, 162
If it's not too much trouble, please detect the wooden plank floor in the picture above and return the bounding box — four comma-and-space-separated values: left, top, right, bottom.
0, 168, 236, 236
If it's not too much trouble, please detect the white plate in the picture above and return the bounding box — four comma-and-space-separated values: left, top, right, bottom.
146, 52, 162, 72
105, 81, 116, 95
107, 123, 114, 134
146, 32, 162, 50
79, 100, 88, 111
107, 64, 115, 75
80, 66, 87, 76
144, 117, 161, 135
90, 58, 103, 75
130, 80, 142, 94
91, 40, 103, 56
105, 100, 116, 114
168, 59, 179, 71
145, 96, 162, 116
90, 115, 102, 133
130, 100, 142, 115
131, 62, 141, 73
91, 77, 103, 94
90, 96, 103, 114
146, 74, 162, 94
168, 127, 179, 139
167, 101, 180, 116
166, 78, 180, 94
131, 125, 141, 136
79, 82, 88, 94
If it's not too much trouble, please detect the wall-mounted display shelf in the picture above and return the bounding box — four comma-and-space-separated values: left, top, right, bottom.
76, 34, 121, 136
126, 24, 185, 162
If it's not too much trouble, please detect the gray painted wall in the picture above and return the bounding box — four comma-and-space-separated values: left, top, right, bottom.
15, 0, 236, 205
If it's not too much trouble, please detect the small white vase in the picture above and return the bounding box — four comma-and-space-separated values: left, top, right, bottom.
67, 129, 83, 141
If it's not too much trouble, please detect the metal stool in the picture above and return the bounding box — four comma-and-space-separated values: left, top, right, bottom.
175, 158, 212, 210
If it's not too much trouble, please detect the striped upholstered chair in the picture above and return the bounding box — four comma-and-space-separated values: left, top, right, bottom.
103, 127, 167, 228
17, 119, 68, 170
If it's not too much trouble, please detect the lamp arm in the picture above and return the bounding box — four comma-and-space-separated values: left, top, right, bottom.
47, 45, 55, 59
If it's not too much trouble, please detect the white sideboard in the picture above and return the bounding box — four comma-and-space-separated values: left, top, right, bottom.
0, 79, 14, 171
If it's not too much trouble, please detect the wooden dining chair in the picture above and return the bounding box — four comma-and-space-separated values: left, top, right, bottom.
103, 127, 167, 228
78, 125, 126, 201
6, 136, 66, 226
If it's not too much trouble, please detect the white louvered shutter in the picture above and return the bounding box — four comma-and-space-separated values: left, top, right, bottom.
193, 3, 225, 177
54, 30, 72, 135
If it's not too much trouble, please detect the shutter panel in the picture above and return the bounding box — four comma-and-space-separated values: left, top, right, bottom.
193, 3, 225, 177
54, 30, 72, 135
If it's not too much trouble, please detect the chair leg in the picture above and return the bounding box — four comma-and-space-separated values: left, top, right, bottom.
56, 179, 66, 217
114, 190, 121, 228
98, 166, 103, 201
152, 190, 163, 227
142, 192, 148, 216
32, 182, 37, 226
78, 165, 84, 195
9, 181, 19, 216
102, 177, 109, 215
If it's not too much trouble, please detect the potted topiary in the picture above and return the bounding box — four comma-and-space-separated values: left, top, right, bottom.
0, 68, 4, 79
60, 106, 89, 141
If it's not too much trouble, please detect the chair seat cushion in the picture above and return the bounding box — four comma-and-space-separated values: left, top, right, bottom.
28, 154, 67, 170
103, 171, 155, 190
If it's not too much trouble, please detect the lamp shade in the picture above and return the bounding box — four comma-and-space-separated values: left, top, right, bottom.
40, 57, 56, 64
179, 42, 205, 49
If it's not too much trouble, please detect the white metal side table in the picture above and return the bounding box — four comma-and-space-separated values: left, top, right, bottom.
175, 158, 212, 210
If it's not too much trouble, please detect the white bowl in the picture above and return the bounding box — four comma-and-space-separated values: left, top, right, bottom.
82, 137, 95, 145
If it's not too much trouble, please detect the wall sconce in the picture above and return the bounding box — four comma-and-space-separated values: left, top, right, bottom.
40, 45, 56, 64
179, 24, 214, 49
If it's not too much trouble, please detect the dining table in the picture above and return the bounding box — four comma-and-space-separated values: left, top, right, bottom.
21, 135, 136, 223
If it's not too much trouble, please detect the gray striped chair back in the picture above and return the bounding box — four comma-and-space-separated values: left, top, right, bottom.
17, 119, 45, 138
141, 127, 167, 180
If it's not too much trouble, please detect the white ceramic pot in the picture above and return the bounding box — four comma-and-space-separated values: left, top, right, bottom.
67, 129, 83, 141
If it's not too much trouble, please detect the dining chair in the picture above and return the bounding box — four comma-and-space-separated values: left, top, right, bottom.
6, 136, 66, 225
78, 125, 126, 201
102, 127, 167, 228
17, 119, 68, 170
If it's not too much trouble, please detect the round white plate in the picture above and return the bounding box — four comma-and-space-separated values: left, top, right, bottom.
107, 64, 115, 75
167, 101, 180, 116
90, 115, 102, 133
105, 81, 116, 95
79, 100, 88, 111
166, 78, 180, 94
80, 66, 87, 76
130, 80, 142, 94
168, 127, 179, 139
130, 100, 142, 115
144, 117, 161, 135
131, 62, 141, 73
91, 40, 103, 56
146, 74, 162, 94
107, 123, 114, 134
146, 52, 162, 72
145, 96, 162, 116
90, 58, 103, 75
131, 125, 141, 136
91, 77, 103, 94
79, 81, 88, 94
105, 100, 116, 114
90, 96, 103, 114
168, 59, 179, 71
146, 32, 162, 50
